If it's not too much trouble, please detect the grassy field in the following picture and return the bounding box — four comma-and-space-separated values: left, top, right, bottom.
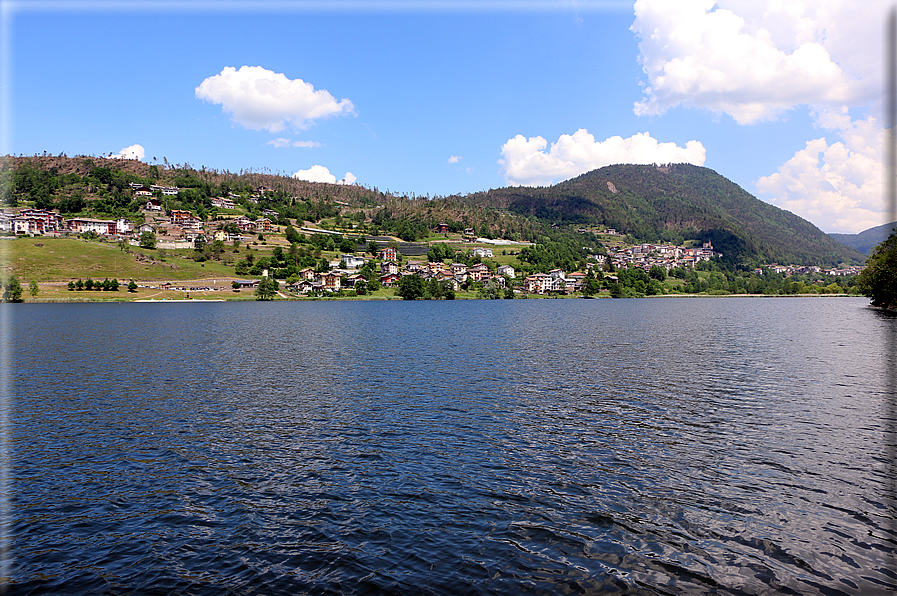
3, 237, 236, 283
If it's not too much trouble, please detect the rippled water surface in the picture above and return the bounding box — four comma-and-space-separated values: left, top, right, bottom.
6, 297, 897, 594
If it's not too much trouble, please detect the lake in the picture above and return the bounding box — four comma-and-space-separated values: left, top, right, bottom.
5, 297, 897, 594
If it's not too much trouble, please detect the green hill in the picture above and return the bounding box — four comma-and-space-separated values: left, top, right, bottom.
454, 163, 864, 267
1, 156, 865, 268
829, 221, 897, 255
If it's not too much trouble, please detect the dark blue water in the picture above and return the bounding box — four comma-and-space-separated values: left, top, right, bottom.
5, 298, 897, 594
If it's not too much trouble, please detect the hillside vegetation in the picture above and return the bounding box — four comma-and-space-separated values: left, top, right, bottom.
453, 164, 864, 267
829, 221, 897, 255
0, 155, 863, 267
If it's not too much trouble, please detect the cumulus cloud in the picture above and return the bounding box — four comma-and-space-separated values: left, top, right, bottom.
292, 165, 356, 185
755, 113, 884, 233
109, 144, 145, 160
448, 155, 462, 164
196, 65, 355, 132
631, 1, 889, 232
499, 129, 706, 187
267, 138, 322, 148
631, 0, 884, 124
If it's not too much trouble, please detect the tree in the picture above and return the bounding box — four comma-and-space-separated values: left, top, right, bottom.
127, 280, 137, 292
396, 274, 425, 300
139, 231, 156, 249
285, 225, 301, 244
29, 280, 39, 298
2, 276, 23, 302
339, 237, 356, 254
857, 231, 897, 309
581, 268, 601, 296
84, 278, 94, 291
255, 276, 278, 300
355, 279, 368, 295
649, 265, 667, 281
478, 278, 503, 299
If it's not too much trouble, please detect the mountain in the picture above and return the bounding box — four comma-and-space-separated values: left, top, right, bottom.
452, 163, 864, 267
2, 155, 866, 267
829, 221, 897, 255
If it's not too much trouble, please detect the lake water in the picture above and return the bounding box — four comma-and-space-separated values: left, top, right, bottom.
5, 297, 897, 594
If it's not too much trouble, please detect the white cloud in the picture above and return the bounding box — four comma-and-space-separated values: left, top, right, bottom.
631, 0, 885, 124
267, 138, 322, 148
448, 155, 461, 163
499, 129, 706, 187
631, 1, 890, 232
109, 144, 145, 160
292, 165, 356, 185
755, 113, 884, 233
196, 65, 355, 132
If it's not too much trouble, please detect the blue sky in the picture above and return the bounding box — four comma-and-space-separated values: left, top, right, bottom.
1, 0, 890, 233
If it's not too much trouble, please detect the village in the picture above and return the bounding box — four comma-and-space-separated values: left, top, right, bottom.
1, 187, 864, 298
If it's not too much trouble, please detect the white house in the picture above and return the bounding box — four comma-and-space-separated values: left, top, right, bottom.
497, 264, 516, 279
342, 254, 365, 269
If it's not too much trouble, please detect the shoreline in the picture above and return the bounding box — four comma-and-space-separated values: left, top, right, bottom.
17, 292, 861, 304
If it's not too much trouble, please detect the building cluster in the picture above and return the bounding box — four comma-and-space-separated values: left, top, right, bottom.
605, 242, 721, 271
522, 269, 589, 294
2, 201, 283, 246
0, 208, 132, 236
129, 183, 179, 196
287, 246, 517, 295
764, 263, 864, 277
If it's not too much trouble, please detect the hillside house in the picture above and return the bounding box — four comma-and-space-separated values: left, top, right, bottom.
342, 254, 365, 269
378, 247, 397, 262
524, 273, 551, 294
254, 218, 274, 232
497, 264, 515, 279
380, 272, 399, 287
211, 197, 237, 210
321, 272, 342, 292
451, 262, 468, 276
468, 263, 490, 282
19, 209, 64, 232
67, 217, 116, 235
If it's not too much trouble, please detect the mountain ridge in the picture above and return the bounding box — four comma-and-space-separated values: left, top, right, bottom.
451, 163, 864, 267
1, 156, 865, 267
828, 221, 897, 255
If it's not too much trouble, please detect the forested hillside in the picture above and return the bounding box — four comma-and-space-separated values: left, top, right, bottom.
454, 164, 863, 267
0, 155, 863, 267
829, 221, 897, 255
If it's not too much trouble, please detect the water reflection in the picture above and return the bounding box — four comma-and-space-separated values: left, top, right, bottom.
9, 298, 897, 594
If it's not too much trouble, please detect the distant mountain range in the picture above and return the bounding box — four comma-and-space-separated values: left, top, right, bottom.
454, 163, 865, 267
828, 221, 897, 255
